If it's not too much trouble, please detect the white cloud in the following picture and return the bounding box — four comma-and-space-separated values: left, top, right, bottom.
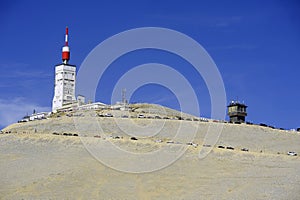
0, 98, 51, 129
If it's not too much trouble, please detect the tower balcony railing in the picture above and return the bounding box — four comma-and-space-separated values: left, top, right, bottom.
227, 111, 247, 116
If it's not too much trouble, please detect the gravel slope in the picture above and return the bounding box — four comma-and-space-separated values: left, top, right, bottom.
1, 104, 299, 199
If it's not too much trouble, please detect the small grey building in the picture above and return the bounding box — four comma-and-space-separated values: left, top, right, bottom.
227, 101, 247, 123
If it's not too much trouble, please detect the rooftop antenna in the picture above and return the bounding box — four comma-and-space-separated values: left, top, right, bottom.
122, 88, 127, 104
62, 27, 70, 64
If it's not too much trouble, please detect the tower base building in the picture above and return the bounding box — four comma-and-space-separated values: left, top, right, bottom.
52, 63, 76, 111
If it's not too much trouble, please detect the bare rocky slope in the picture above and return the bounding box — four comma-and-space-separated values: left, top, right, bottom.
1, 104, 300, 199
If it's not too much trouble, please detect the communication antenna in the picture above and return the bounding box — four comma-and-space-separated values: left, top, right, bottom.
122, 88, 127, 104
62, 27, 70, 64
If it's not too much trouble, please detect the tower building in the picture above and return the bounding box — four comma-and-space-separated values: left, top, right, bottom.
227, 101, 247, 123
52, 27, 76, 112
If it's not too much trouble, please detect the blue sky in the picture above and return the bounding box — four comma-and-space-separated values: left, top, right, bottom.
0, 0, 299, 129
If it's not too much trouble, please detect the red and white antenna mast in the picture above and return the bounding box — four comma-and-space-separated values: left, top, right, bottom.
62, 27, 70, 64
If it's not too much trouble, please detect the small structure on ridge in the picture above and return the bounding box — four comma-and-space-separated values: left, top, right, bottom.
227, 101, 247, 123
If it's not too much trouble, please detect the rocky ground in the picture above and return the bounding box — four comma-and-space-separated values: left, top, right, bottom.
1, 104, 299, 199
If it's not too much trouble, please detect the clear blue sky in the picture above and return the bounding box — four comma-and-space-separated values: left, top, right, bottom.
0, 0, 299, 129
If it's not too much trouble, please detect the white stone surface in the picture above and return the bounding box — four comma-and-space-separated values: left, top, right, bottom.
52, 64, 76, 111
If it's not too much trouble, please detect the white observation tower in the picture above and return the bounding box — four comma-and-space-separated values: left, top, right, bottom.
52, 27, 76, 112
